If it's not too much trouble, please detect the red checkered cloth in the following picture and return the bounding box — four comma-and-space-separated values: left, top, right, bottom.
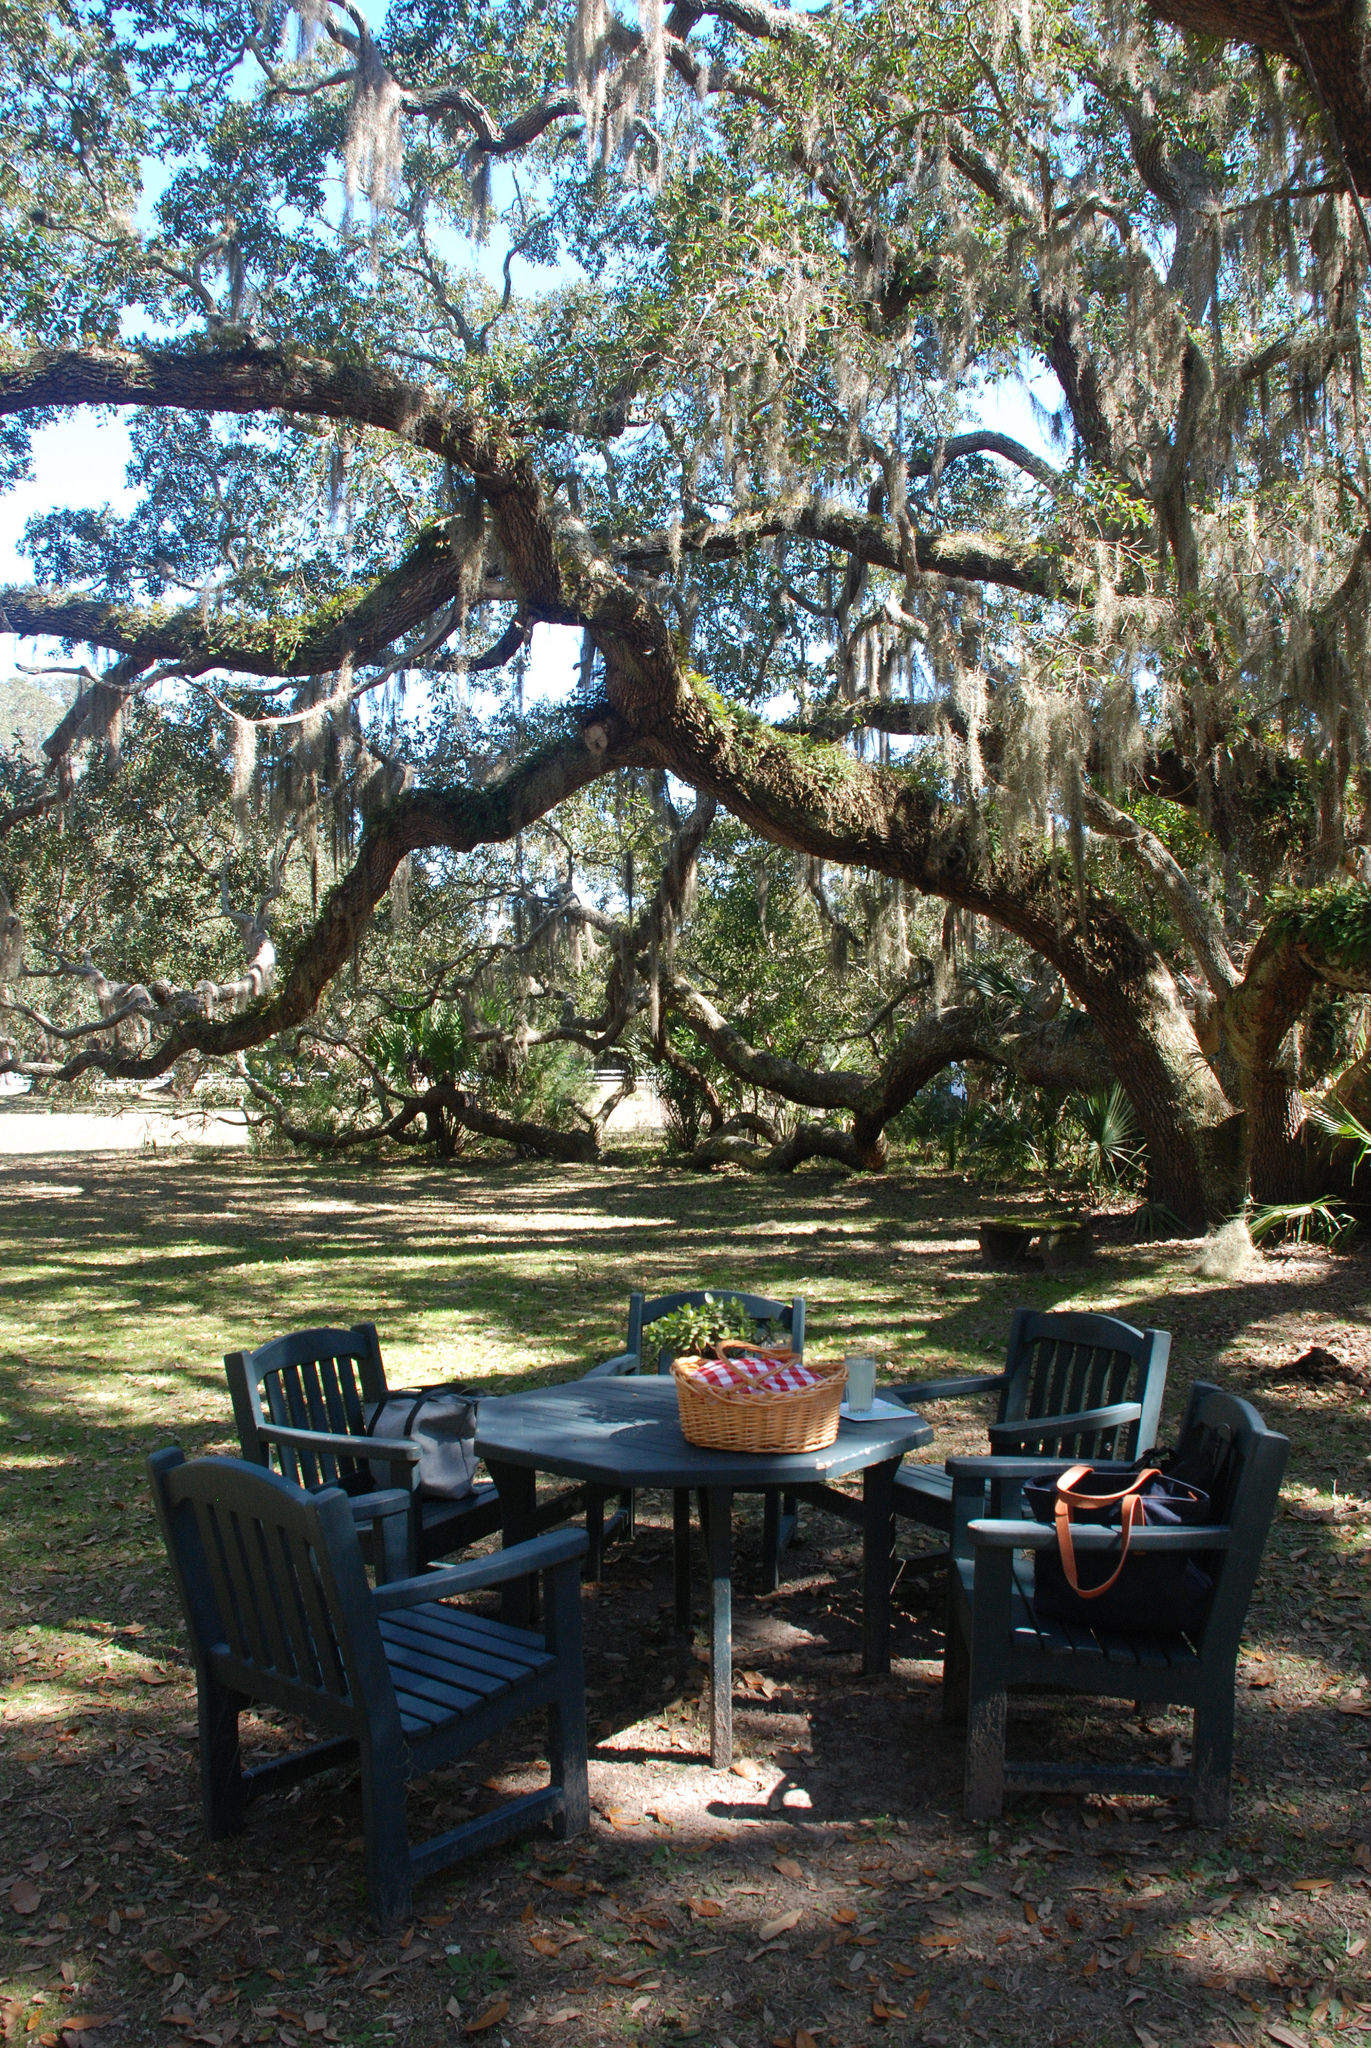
691, 1351, 824, 1396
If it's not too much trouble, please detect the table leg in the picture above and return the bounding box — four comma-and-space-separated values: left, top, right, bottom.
486, 1459, 538, 1627
703, 1486, 733, 1767
861, 1458, 899, 1676
761, 1491, 781, 1594
672, 1487, 692, 1632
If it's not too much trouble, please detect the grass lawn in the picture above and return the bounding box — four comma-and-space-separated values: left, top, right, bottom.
1, 1148, 1369, 2048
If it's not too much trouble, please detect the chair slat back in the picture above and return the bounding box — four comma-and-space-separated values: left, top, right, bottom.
628, 1290, 806, 1374
1169, 1383, 1289, 1655
149, 1449, 396, 1729
1001, 1309, 1169, 1460
226, 1324, 386, 1491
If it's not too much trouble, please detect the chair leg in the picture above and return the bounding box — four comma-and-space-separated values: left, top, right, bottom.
1190, 1687, 1235, 1826
544, 1559, 590, 1840
199, 1677, 247, 1839
360, 1744, 413, 1930
585, 1488, 606, 1582
962, 1546, 1013, 1821
964, 1677, 1007, 1821
941, 1616, 970, 1726
672, 1488, 692, 1631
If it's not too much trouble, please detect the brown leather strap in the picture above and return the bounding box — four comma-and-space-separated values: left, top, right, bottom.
1053, 1465, 1161, 1598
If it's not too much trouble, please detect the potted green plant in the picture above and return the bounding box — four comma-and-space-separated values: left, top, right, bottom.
648, 1294, 759, 1366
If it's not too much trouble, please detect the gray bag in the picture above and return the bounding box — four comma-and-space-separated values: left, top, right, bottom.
366, 1388, 480, 1501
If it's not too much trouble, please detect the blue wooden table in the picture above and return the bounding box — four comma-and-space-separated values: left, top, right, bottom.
475, 1376, 932, 1765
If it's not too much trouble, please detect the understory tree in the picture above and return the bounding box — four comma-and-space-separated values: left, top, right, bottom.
4, 0, 1371, 1223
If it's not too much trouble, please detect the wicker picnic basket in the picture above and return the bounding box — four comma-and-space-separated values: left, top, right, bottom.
671, 1341, 847, 1453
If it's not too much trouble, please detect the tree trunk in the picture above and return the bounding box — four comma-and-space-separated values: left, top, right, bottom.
1222, 926, 1318, 1205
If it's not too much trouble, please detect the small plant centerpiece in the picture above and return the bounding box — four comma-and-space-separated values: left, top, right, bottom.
647, 1294, 759, 1369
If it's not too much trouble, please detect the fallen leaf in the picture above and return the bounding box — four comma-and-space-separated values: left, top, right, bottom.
832, 1908, 857, 1926
529, 1936, 561, 1958
465, 1998, 509, 2034
796, 2033, 818, 2048
1267, 2027, 1307, 2048
757, 1909, 801, 1942
1124, 1949, 1142, 1976
1292, 1879, 1332, 1893
140, 1952, 175, 1976
685, 1898, 722, 1919
9, 1880, 41, 1916
1133, 2027, 1161, 2048
1023, 1902, 1038, 1925
774, 1859, 803, 1881
56, 2019, 112, 2036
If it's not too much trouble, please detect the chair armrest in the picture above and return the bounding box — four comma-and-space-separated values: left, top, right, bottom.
581, 1352, 640, 1380
891, 1372, 1005, 1402
945, 1454, 1142, 1481
966, 1517, 1234, 1552
346, 1488, 410, 1523
986, 1403, 1141, 1449
370, 1529, 590, 1612
257, 1422, 421, 1464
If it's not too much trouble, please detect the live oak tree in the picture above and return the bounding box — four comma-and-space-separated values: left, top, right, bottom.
4, 0, 1371, 1224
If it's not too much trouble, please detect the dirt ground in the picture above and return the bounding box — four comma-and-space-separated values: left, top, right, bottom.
0, 1152, 1368, 2048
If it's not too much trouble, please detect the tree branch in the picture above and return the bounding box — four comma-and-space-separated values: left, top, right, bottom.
612, 501, 1064, 598
1081, 784, 1238, 997
0, 729, 644, 1084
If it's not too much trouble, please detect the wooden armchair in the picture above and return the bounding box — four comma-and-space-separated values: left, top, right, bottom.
893, 1308, 1170, 1545
225, 1323, 503, 1580
583, 1289, 807, 1596
941, 1382, 1289, 1822
148, 1447, 589, 1927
